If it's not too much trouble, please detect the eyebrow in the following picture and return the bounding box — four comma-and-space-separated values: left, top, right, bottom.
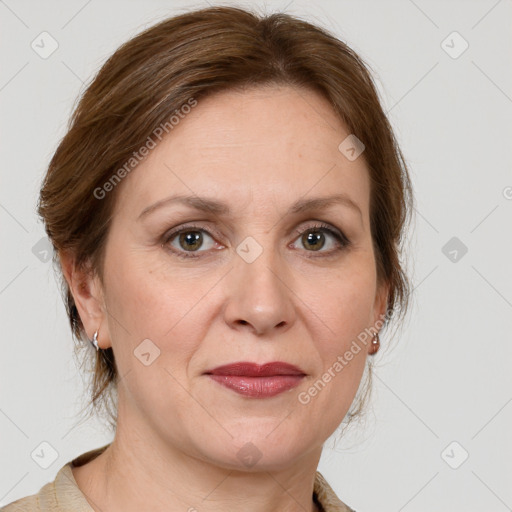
137, 193, 363, 222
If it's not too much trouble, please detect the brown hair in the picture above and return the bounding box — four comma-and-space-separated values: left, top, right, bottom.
38, 5, 414, 432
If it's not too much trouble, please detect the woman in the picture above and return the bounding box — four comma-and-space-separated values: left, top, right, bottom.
2, 5, 412, 512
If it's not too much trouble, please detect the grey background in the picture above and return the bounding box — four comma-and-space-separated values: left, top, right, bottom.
1, 0, 511, 510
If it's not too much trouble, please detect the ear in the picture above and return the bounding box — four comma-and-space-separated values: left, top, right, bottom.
366, 281, 389, 355
372, 280, 390, 332
60, 250, 108, 347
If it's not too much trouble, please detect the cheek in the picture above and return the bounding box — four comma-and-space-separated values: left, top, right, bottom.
304, 253, 377, 340
299, 283, 372, 435
105, 247, 192, 333
299, 255, 376, 403
102, 253, 206, 413
102, 248, 220, 377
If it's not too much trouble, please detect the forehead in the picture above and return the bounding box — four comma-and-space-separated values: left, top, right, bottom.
112, 85, 370, 222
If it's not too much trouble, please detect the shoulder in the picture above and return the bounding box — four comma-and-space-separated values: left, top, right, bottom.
1, 464, 91, 511
1, 475, 58, 511
1, 444, 110, 511
314, 471, 357, 512
1, 460, 97, 512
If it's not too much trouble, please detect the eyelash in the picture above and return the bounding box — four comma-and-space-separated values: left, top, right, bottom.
161, 222, 351, 260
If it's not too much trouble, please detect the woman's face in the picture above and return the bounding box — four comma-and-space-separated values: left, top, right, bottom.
82, 85, 388, 470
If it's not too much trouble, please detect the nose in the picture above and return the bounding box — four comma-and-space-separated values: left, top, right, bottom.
223, 246, 296, 337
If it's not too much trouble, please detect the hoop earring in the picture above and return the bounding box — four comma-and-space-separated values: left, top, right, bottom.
90, 330, 100, 351
369, 331, 380, 355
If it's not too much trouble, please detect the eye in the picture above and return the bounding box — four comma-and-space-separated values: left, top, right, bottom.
162, 224, 221, 259
161, 221, 350, 260
291, 222, 350, 256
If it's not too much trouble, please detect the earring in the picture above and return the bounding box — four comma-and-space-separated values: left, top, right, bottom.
90, 330, 100, 351
369, 331, 380, 355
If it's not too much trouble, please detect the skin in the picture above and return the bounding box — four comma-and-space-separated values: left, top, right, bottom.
62, 84, 388, 512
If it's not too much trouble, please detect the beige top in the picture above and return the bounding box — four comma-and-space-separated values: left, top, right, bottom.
1, 444, 355, 512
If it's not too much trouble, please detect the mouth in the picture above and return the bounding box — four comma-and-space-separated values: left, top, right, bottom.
204, 361, 306, 398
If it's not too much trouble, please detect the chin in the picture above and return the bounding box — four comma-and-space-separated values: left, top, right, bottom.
195, 426, 315, 472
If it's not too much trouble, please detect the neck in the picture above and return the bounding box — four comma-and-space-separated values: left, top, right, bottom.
73, 406, 324, 512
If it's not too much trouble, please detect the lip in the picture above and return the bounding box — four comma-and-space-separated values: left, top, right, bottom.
205, 362, 306, 398
206, 361, 306, 377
